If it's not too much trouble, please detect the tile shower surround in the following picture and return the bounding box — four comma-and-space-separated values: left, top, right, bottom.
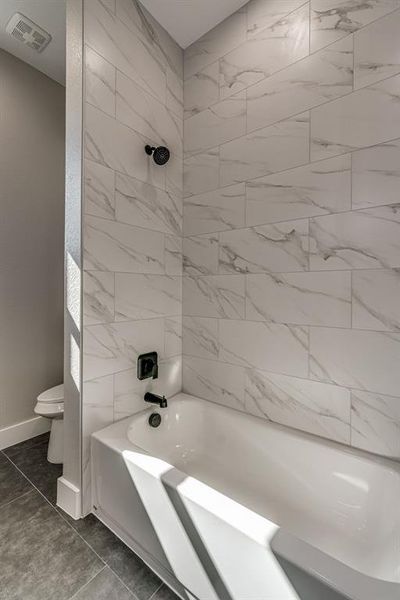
82, 0, 400, 521
182, 0, 400, 460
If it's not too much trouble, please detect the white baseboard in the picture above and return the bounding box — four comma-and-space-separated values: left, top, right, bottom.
0, 416, 51, 450
57, 476, 81, 520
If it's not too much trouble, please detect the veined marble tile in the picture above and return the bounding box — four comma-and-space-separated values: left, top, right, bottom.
220, 112, 310, 186
183, 275, 245, 319
84, 215, 164, 273
85, 0, 166, 101
219, 220, 309, 274
184, 91, 246, 156
219, 4, 309, 98
246, 271, 351, 326
247, 0, 308, 39
184, 63, 219, 119
311, 73, 400, 161
183, 316, 219, 360
246, 154, 351, 226
309, 205, 400, 270
219, 319, 309, 377
115, 274, 181, 320
351, 390, 400, 457
352, 139, 400, 209
83, 318, 165, 381
183, 356, 245, 410
114, 356, 182, 420
247, 36, 353, 132
165, 234, 183, 275
245, 370, 351, 443
309, 327, 400, 396
166, 151, 183, 198
311, 0, 399, 52
85, 45, 116, 117
183, 234, 219, 275
83, 271, 115, 325
116, 71, 183, 158
84, 159, 115, 220
85, 103, 165, 190
354, 9, 400, 89
352, 269, 400, 331
184, 149, 219, 197
184, 183, 245, 236
165, 316, 182, 358
184, 10, 247, 79
115, 172, 182, 236
167, 66, 184, 120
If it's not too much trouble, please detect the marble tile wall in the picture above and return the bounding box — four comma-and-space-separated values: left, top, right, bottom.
182, 0, 400, 459
82, 0, 183, 514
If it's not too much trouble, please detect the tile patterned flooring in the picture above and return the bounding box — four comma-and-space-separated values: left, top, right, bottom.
0, 433, 180, 600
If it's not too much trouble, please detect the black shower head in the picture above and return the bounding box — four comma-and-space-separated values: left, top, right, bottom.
145, 145, 170, 166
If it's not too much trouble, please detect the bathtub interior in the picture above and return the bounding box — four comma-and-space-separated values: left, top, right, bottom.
95, 395, 400, 585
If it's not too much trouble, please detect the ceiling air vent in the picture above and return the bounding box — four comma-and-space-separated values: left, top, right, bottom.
6, 13, 52, 53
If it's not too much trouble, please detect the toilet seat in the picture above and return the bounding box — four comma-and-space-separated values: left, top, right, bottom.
34, 400, 64, 418
37, 383, 64, 403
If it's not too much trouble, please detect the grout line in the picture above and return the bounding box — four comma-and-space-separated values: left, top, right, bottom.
0, 488, 35, 511
67, 565, 108, 600
148, 582, 164, 600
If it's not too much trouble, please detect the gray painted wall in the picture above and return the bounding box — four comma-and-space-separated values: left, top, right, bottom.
0, 48, 65, 429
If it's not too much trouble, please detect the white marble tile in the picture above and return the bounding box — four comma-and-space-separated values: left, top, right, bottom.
83, 271, 115, 325
85, 103, 165, 191
245, 370, 351, 443
352, 269, 400, 331
184, 91, 246, 156
311, 0, 399, 52
247, 36, 353, 132
85, 45, 116, 117
183, 234, 219, 275
246, 154, 351, 226
115, 274, 181, 320
354, 9, 400, 89
184, 63, 219, 119
219, 319, 309, 377
83, 318, 165, 381
167, 66, 184, 120
116, 71, 183, 158
165, 316, 182, 358
246, 271, 351, 326
309, 205, 400, 270
85, 0, 166, 100
184, 10, 247, 79
351, 390, 400, 457
311, 73, 400, 161
184, 148, 219, 197
220, 112, 310, 186
184, 183, 245, 236
166, 151, 183, 197
84, 159, 116, 220
219, 219, 309, 274
352, 139, 400, 209
247, 0, 307, 39
115, 172, 182, 236
165, 234, 183, 275
114, 355, 182, 420
183, 316, 219, 360
310, 327, 400, 396
219, 3, 309, 98
84, 215, 164, 273
183, 275, 245, 319
183, 356, 245, 410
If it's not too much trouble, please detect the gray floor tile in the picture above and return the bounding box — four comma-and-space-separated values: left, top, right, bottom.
0, 489, 103, 600
72, 567, 136, 600
151, 584, 181, 600
0, 452, 32, 508
59, 512, 162, 600
3, 433, 62, 504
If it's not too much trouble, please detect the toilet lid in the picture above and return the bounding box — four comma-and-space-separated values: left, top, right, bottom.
37, 383, 64, 403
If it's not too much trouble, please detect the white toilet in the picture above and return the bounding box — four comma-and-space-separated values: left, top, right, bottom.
34, 384, 64, 464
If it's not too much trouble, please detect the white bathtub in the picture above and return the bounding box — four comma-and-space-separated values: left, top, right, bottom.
91, 393, 400, 600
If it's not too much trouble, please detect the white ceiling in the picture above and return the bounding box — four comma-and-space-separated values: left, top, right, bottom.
139, 0, 249, 48
0, 0, 66, 85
